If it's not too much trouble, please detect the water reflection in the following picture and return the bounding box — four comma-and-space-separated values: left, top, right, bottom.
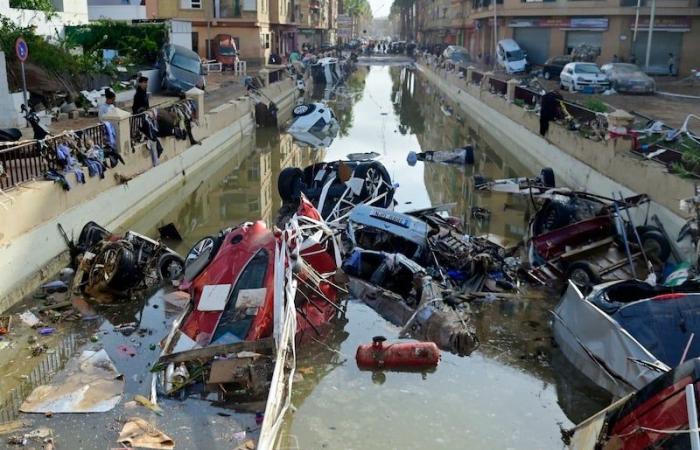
280, 64, 612, 449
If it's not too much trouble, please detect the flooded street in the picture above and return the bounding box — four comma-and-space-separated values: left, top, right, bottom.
1, 63, 613, 449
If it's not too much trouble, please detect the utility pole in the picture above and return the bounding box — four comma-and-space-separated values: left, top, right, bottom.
493, 0, 497, 70
632, 0, 641, 43
644, 0, 656, 71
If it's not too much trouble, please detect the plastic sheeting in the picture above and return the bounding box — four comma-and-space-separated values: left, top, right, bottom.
552, 282, 669, 398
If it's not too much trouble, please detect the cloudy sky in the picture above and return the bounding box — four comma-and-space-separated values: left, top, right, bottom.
369, 0, 392, 18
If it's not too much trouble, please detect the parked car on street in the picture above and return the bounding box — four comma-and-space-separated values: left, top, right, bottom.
496, 39, 528, 74
559, 62, 610, 93
442, 45, 471, 68
542, 55, 572, 80
600, 63, 656, 94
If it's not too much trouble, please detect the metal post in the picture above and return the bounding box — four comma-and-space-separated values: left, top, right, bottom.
644, 0, 656, 71
685, 384, 700, 450
493, 0, 497, 70
632, 0, 642, 43
20, 61, 28, 126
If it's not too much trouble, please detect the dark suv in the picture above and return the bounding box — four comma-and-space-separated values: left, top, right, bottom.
542, 55, 572, 80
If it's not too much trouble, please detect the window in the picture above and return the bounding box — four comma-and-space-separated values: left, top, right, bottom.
243, 0, 256, 11
181, 0, 202, 8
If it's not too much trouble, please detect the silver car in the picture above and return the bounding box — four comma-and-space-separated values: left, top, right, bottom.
600, 63, 656, 94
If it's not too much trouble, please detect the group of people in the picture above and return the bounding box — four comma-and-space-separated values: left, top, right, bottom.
98, 76, 151, 119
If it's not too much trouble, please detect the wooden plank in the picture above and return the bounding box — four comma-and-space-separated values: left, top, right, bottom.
154, 337, 275, 368
558, 237, 614, 261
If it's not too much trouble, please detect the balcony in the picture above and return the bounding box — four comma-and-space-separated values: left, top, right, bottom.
217, 0, 259, 20
87, 4, 147, 21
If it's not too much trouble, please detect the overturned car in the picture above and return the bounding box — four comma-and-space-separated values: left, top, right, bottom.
287, 102, 339, 148
278, 159, 395, 226
65, 221, 184, 300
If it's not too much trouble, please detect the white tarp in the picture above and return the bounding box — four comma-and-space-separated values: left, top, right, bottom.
20, 349, 124, 413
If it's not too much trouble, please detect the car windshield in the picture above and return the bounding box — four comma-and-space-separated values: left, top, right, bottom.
506, 49, 524, 61
218, 47, 236, 56
575, 64, 600, 74
171, 53, 200, 74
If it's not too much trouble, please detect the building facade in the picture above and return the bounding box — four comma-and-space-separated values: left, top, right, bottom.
417, 0, 700, 75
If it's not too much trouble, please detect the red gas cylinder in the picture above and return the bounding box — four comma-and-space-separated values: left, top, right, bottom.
355, 336, 440, 370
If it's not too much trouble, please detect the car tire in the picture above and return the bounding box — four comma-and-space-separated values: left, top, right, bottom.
559, 81, 565, 90
539, 167, 556, 188
292, 103, 316, 117
278, 167, 305, 203
90, 243, 140, 291
473, 175, 490, 189
641, 230, 671, 263
566, 261, 601, 292
352, 161, 393, 205
184, 235, 223, 282
543, 70, 551, 80
158, 253, 185, 282
569, 82, 576, 93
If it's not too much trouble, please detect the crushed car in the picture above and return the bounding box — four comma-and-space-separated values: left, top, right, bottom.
473, 167, 556, 194
525, 190, 672, 290
278, 159, 395, 226
152, 197, 343, 402
552, 279, 700, 398
343, 249, 479, 356
63, 221, 184, 300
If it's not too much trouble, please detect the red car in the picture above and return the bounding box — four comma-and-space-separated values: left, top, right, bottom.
177, 196, 340, 348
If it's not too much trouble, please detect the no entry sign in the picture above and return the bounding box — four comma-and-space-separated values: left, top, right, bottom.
15, 37, 29, 62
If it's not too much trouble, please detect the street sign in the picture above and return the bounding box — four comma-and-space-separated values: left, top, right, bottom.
15, 37, 28, 62
15, 37, 29, 125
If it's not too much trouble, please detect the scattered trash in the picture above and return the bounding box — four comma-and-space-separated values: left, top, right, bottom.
406, 145, 474, 166
20, 350, 124, 413
117, 417, 174, 450
134, 394, 163, 416
117, 344, 138, 358
38, 328, 55, 336
19, 311, 40, 327
41, 280, 68, 294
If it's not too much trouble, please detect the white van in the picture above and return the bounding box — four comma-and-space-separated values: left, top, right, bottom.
496, 39, 528, 74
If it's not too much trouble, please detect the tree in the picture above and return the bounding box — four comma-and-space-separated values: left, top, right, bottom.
9, 0, 55, 12
345, 0, 372, 37
389, 0, 414, 40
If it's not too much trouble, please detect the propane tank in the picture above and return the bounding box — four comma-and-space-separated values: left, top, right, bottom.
355, 336, 440, 370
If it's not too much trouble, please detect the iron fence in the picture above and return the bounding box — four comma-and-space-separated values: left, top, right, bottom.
0, 122, 106, 191
514, 86, 540, 106
0, 333, 80, 424
471, 71, 484, 84
489, 77, 508, 96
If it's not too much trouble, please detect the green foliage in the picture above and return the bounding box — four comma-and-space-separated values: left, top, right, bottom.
0, 17, 79, 73
64, 21, 167, 65
513, 98, 525, 108
584, 99, 608, 113
9, 0, 54, 12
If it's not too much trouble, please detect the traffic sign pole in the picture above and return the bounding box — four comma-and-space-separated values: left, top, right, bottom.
20, 61, 28, 115
15, 37, 29, 126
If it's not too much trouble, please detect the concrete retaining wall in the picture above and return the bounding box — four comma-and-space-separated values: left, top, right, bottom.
417, 62, 689, 235
0, 78, 296, 312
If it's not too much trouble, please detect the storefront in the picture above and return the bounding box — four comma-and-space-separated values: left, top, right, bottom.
512, 27, 550, 65
630, 17, 689, 74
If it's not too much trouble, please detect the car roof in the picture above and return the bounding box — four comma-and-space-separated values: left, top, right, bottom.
498, 39, 520, 50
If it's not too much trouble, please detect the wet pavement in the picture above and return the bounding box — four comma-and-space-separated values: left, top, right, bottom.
1, 62, 613, 449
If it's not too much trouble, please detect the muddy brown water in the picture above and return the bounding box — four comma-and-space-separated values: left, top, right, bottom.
1, 64, 612, 449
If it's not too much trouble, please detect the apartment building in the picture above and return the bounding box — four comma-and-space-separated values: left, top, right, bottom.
417, 0, 700, 75
296, 0, 337, 48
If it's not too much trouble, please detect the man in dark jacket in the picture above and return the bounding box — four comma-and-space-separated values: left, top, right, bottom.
540, 89, 563, 137
132, 76, 149, 114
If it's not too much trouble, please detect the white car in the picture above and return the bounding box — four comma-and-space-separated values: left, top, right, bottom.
286, 102, 339, 148
559, 62, 610, 93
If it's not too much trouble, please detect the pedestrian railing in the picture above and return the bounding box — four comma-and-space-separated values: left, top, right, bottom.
0, 122, 107, 192
514, 86, 540, 107
471, 71, 484, 84
489, 77, 508, 95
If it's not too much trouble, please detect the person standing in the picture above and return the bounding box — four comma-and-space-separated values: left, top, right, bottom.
540, 89, 563, 137
668, 53, 676, 76
132, 76, 149, 114
99, 89, 116, 119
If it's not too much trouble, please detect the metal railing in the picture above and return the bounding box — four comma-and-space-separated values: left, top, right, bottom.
0, 122, 106, 191
489, 77, 508, 95
471, 71, 483, 84
514, 85, 540, 106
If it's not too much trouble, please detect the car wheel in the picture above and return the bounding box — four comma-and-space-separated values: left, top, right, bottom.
569, 81, 576, 93
89, 243, 140, 291
567, 261, 600, 292
158, 253, 185, 282
559, 81, 565, 90
543, 70, 551, 80
183, 235, 223, 282
352, 161, 393, 206
463, 145, 475, 165
278, 167, 304, 203
292, 104, 316, 117
641, 230, 671, 263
